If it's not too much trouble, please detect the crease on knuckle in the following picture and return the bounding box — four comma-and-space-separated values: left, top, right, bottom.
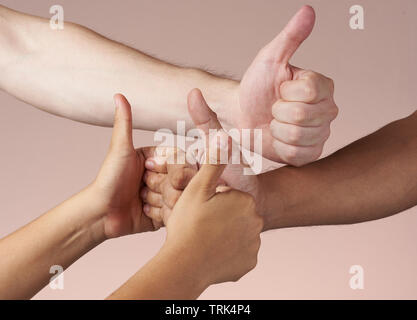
287, 126, 303, 144
292, 106, 309, 124
304, 79, 319, 102
330, 104, 339, 120
166, 191, 181, 208
146, 174, 156, 189
284, 146, 304, 167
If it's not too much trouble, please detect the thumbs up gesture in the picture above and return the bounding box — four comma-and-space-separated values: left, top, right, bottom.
163, 112, 263, 286
142, 89, 264, 227
218, 5, 338, 166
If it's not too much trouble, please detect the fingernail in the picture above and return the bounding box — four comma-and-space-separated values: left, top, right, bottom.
145, 159, 155, 170
143, 204, 150, 213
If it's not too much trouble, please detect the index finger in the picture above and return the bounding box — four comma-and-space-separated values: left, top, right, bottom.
280, 71, 334, 103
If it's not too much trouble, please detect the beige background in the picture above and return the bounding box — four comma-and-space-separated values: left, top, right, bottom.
0, 0, 416, 299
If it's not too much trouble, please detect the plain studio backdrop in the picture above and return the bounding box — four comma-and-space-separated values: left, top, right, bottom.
0, 0, 416, 299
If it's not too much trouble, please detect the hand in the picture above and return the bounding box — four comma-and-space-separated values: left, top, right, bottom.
108, 147, 263, 299
91, 94, 155, 239
161, 139, 263, 286
215, 5, 338, 166
142, 89, 265, 226
140, 147, 198, 226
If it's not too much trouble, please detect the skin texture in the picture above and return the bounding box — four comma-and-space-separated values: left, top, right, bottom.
109, 141, 263, 300
0, 94, 262, 300
0, 4, 337, 165
259, 110, 417, 230
144, 107, 417, 231
142, 89, 263, 225
230, 5, 338, 165
0, 94, 155, 299
143, 68, 335, 223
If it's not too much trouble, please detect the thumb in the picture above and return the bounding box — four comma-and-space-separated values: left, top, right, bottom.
188, 138, 230, 199
188, 88, 230, 165
186, 88, 230, 198
266, 5, 315, 65
187, 88, 222, 135
110, 93, 134, 152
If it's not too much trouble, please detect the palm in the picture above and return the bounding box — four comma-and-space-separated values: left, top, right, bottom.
98, 150, 149, 238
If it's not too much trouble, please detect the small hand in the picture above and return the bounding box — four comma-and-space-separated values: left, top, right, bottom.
140, 147, 198, 227
142, 89, 265, 226
162, 132, 263, 286
91, 94, 155, 239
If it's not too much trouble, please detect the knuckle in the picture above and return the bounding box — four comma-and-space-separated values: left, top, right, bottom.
330, 104, 339, 120
269, 119, 279, 136
170, 170, 187, 189
328, 77, 335, 94
166, 191, 181, 208
145, 191, 153, 203
148, 174, 158, 188
309, 146, 323, 163
144, 172, 152, 185
303, 70, 317, 80
287, 126, 303, 144
150, 207, 162, 221
304, 79, 319, 102
314, 145, 324, 159
271, 102, 281, 119
283, 146, 303, 166
292, 106, 309, 124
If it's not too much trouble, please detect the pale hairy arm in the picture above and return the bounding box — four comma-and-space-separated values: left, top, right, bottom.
0, 5, 237, 132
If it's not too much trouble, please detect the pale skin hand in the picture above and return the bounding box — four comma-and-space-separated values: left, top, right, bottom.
92, 94, 157, 238
234, 5, 338, 165
0, 94, 157, 299
0, 4, 336, 165
108, 135, 263, 300
142, 61, 336, 222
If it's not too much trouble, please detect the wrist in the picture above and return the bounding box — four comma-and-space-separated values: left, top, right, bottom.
76, 185, 108, 244
257, 171, 287, 231
193, 68, 240, 128
109, 240, 209, 300
160, 238, 211, 294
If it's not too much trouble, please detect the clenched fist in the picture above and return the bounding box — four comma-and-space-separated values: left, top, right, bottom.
215, 5, 338, 166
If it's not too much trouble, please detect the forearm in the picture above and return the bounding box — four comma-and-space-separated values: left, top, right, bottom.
0, 187, 105, 299
0, 5, 238, 132
260, 111, 417, 230
108, 243, 208, 300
